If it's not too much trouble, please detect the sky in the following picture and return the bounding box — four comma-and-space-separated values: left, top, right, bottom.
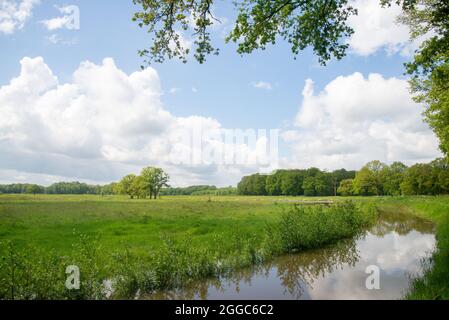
0, 0, 442, 187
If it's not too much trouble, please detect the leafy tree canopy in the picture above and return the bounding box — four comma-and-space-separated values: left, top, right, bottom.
133, 0, 421, 66
133, 0, 448, 156
397, 0, 449, 155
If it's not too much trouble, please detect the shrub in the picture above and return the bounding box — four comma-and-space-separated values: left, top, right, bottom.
277, 201, 376, 252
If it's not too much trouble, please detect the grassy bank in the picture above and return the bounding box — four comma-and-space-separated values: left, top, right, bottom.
377, 196, 449, 300
0, 195, 375, 299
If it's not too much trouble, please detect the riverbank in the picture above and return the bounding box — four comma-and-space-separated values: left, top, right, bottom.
0, 195, 447, 300
0, 195, 375, 299
377, 197, 449, 300
146, 209, 435, 300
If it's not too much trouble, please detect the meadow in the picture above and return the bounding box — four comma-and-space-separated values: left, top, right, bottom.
0, 195, 295, 254
0, 194, 447, 299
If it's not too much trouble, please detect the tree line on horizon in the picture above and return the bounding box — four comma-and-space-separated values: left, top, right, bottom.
0, 167, 170, 198
0, 181, 116, 196
160, 185, 237, 196
237, 158, 449, 197
1, 158, 448, 197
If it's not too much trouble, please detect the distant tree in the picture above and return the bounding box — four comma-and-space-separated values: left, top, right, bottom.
25, 184, 43, 195
353, 167, 377, 196
314, 172, 333, 196
161, 185, 223, 195
381, 162, 408, 196
338, 179, 354, 196
129, 175, 146, 199
253, 174, 268, 196
430, 158, 449, 194
265, 172, 282, 196
237, 175, 252, 195
118, 174, 138, 198
437, 167, 449, 194
301, 169, 332, 197
401, 163, 434, 195
140, 167, 170, 199
99, 183, 119, 196
214, 186, 238, 195
111, 183, 122, 195
330, 169, 356, 196
353, 161, 388, 196
302, 176, 316, 197
237, 174, 267, 195
280, 170, 305, 196
46, 182, 99, 195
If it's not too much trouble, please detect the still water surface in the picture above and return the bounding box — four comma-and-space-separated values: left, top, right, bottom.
148, 212, 436, 300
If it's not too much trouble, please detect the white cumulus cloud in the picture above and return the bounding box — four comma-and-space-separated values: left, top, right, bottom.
0, 0, 39, 34
40, 5, 79, 31
283, 72, 441, 170
0, 57, 271, 186
347, 0, 427, 57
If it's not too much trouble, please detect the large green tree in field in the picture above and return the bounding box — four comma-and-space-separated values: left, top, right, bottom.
140, 167, 170, 199
129, 175, 147, 199
118, 174, 138, 198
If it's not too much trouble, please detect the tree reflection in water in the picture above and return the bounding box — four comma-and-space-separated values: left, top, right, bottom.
372, 209, 435, 237
145, 211, 435, 300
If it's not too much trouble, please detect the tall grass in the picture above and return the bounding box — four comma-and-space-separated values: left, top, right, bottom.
0, 234, 106, 300
275, 201, 376, 253
0, 201, 377, 300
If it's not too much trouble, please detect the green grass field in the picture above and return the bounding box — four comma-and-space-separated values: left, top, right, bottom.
0, 194, 447, 299
0, 195, 292, 255
0, 194, 365, 254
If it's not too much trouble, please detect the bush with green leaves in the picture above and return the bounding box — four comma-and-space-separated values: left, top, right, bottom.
276, 201, 376, 252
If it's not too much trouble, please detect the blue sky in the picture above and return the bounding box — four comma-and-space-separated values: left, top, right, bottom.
0, 0, 441, 186
1, 0, 405, 127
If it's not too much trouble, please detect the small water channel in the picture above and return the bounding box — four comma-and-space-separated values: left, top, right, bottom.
147, 211, 436, 300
